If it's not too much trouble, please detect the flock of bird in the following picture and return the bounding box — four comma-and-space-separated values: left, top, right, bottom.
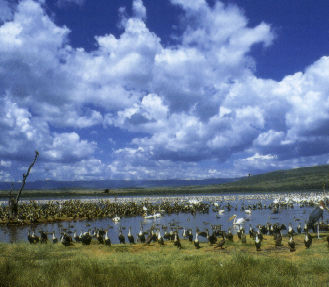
1, 192, 328, 224
26, 220, 329, 252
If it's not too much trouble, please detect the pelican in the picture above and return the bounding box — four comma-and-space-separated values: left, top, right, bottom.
144, 212, 161, 219
218, 209, 225, 215
229, 214, 246, 227
113, 216, 120, 223
244, 209, 252, 215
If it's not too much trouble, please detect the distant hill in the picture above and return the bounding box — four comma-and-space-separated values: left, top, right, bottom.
0, 164, 328, 195
211, 164, 329, 192
0, 178, 236, 191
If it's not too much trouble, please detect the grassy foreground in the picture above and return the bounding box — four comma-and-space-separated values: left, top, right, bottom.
0, 234, 328, 287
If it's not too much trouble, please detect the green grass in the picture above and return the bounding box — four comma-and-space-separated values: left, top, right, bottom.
0, 234, 328, 287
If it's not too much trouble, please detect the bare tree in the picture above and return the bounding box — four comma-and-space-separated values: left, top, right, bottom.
8, 151, 39, 219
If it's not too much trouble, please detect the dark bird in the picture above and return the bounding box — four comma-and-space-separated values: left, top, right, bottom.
215, 235, 226, 249
241, 230, 247, 244
255, 234, 261, 251
81, 232, 92, 245
52, 232, 58, 244
174, 232, 182, 249
307, 201, 327, 232
40, 231, 48, 244
118, 228, 125, 244
249, 225, 255, 239
194, 232, 200, 249
104, 231, 111, 246
207, 229, 217, 245
27, 231, 34, 244
297, 224, 302, 234
304, 232, 312, 249
163, 231, 170, 241
128, 227, 135, 244
288, 223, 295, 237
187, 229, 193, 242
275, 231, 282, 247
288, 235, 296, 252
257, 228, 263, 242
226, 230, 233, 242
97, 230, 104, 244
138, 226, 146, 243
326, 234, 329, 248
157, 230, 164, 246
303, 222, 308, 233
31, 231, 39, 244
61, 233, 72, 246
74, 231, 80, 242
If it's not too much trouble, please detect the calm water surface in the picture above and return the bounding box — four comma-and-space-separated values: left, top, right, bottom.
0, 191, 328, 243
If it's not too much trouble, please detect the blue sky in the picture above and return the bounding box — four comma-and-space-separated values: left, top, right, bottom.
1, 0, 329, 181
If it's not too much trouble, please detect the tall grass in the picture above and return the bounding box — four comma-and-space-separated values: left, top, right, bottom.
0, 238, 328, 287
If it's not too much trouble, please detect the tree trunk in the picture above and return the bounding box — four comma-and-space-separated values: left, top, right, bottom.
8, 151, 39, 220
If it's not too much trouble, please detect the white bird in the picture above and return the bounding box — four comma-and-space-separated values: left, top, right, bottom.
229, 214, 246, 226
244, 209, 252, 215
113, 216, 120, 222
218, 209, 225, 215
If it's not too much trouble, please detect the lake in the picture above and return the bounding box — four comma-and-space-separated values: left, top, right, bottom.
0, 191, 328, 243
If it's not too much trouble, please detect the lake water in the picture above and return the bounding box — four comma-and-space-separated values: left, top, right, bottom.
0, 191, 328, 243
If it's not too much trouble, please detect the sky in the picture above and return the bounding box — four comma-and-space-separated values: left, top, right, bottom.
1, 0, 329, 181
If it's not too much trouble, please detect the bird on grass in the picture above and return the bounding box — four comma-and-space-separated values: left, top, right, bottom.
326, 234, 329, 248
104, 231, 111, 246
241, 230, 247, 244
74, 231, 80, 243
215, 234, 226, 249
40, 231, 48, 244
128, 227, 135, 244
288, 235, 296, 252
81, 232, 92, 245
274, 231, 282, 247
207, 229, 217, 245
31, 231, 39, 244
304, 232, 312, 249
288, 223, 295, 237
52, 232, 58, 244
226, 230, 233, 242
157, 230, 164, 246
61, 233, 72, 247
194, 232, 200, 249
297, 223, 302, 234
174, 232, 182, 249
118, 228, 125, 244
138, 226, 146, 243
255, 234, 261, 251
249, 225, 255, 239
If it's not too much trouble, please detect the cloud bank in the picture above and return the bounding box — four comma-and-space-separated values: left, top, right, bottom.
0, 0, 328, 180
